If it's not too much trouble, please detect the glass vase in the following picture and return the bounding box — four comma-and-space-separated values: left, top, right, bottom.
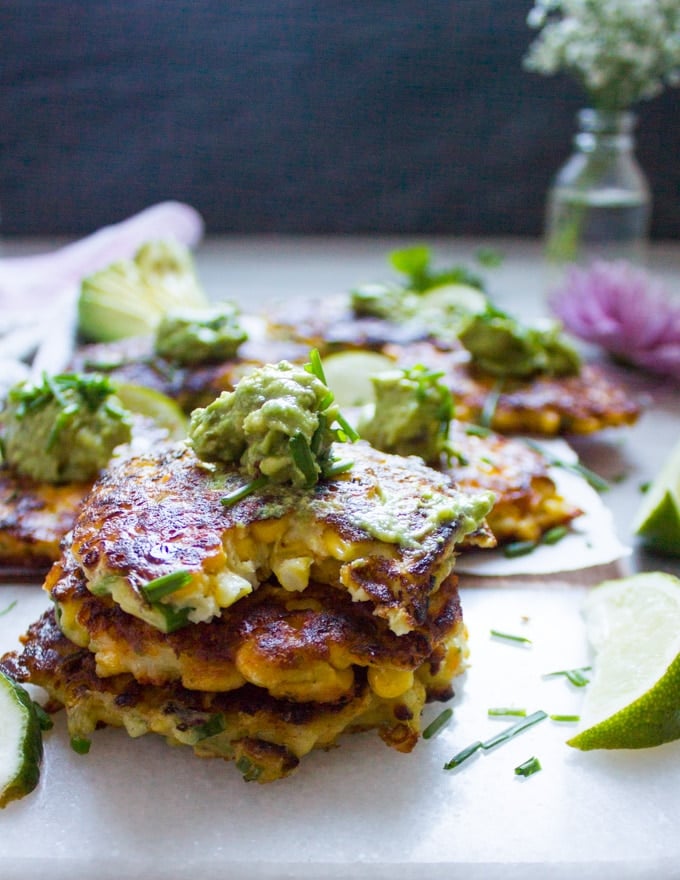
544, 109, 651, 267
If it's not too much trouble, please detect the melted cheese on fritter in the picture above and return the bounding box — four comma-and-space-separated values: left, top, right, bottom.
2, 608, 467, 783
48, 555, 465, 702
68, 442, 493, 634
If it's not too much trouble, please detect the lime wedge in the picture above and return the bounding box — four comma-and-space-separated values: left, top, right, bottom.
0, 669, 43, 808
114, 383, 188, 440
633, 439, 680, 556
419, 283, 488, 315
321, 351, 395, 407
568, 572, 680, 751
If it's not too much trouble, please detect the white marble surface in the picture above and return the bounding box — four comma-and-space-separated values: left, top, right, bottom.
1, 235, 679, 878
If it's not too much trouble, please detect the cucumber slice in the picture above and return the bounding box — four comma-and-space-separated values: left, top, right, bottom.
0, 669, 44, 808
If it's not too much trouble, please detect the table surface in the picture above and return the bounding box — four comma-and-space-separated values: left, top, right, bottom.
1, 235, 679, 880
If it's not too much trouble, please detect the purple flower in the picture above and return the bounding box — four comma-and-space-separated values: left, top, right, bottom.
549, 260, 680, 381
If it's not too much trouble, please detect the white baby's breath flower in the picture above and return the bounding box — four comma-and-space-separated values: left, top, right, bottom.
524, 0, 680, 110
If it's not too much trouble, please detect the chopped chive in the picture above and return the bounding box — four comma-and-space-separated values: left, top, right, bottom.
289, 432, 319, 487
443, 740, 483, 771
543, 666, 591, 687
514, 756, 542, 777
236, 755, 264, 782
194, 713, 226, 741
488, 707, 527, 718
141, 570, 193, 603
423, 707, 453, 740
221, 475, 269, 507
524, 439, 609, 492
151, 602, 194, 633
503, 540, 538, 558
542, 525, 568, 545
306, 348, 327, 384
323, 458, 354, 478
465, 424, 492, 438
70, 736, 92, 755
639, 480, 651, 494
549, 714, 580, 723
490, 629, 532, 645
481, 710, 548, 750
334, 411, 360, 442
0, 599, 17, 617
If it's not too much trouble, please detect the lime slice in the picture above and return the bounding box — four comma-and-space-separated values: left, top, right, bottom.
0, 669, 43, 808
568, 572, 680, 751
419, 283, 488, 315
321, 351, 395, 407
633, 439, 680, 556
114, 383, 188, 440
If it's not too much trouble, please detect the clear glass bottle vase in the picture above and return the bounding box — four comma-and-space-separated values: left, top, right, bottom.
545, 108, 651, 266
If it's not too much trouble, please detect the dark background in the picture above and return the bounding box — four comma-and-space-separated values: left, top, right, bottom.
1, 1, 678, 238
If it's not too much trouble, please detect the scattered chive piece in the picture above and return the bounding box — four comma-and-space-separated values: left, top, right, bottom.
465, 424, 492, 438
543, 666, 591, 687
306, 348, 327, 384
334, 411, 360, 443
514, 756, 542, 777
549, 714, 580, 723
151, 602, 194, 633
323, 458, 354, 478
503, 540, 538, 558
490, 629, 532, 645
481, 709, 548, 750
488, 707, 527, 718
639, 480, 651, 494
0, 599, 17, 617
443, 740, 483, 771
221, 475, 269, 507
141, 570, 193, 603
524, 439, 609, 493
236, 756, 264, 782
423, 707, 453, 740
542, 525, 568, 545
70, 736, 92, 755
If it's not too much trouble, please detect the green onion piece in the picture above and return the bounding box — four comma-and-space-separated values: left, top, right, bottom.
549, 714, 580, 723
443, 740, 483, 771
488, 707, 527, 718
422, 707, 453, 740
151, 602, 194, 633
334, 411, 360, 443
221, 475, 269, 507
306, 348, 327, 384
524, 439, 609, 493
465, 424, 492, 438
70, 736, 92, 755
543, 666, 591, 687
514, 756, 542, 777
323, 458, 354, 478
542, 525, 569, 545
33, 702, 54, 731
503, 540, 538, 558
194, 714, 226, 741
490, 629, 532, 645
0, 599, 17, 617
289, 432, 319, 487
141, 570, 193, 603
481, 709, 548, 750
236, 755, 264, 782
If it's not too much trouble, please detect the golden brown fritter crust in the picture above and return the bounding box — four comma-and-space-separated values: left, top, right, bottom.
48, 553, 463, 699
388, 341, 640, 435
68, 441, 493, 632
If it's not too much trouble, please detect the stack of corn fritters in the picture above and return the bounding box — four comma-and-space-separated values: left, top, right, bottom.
2, 441, 494, 782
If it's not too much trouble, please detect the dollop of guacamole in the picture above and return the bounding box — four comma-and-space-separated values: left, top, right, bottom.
458, 309, 581, 378
2, 373, 132, 483
359, 366, 453, 465
188, 359, 351, 488
154, 302, 248, 365
350, 283, 418, 321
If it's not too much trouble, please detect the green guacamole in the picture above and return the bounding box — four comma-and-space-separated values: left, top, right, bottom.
188, 360, 345, 488
458, 309, 581, 379
359, 366, 453, 465
2, 373, 132, 483
154, 302, 248, 365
